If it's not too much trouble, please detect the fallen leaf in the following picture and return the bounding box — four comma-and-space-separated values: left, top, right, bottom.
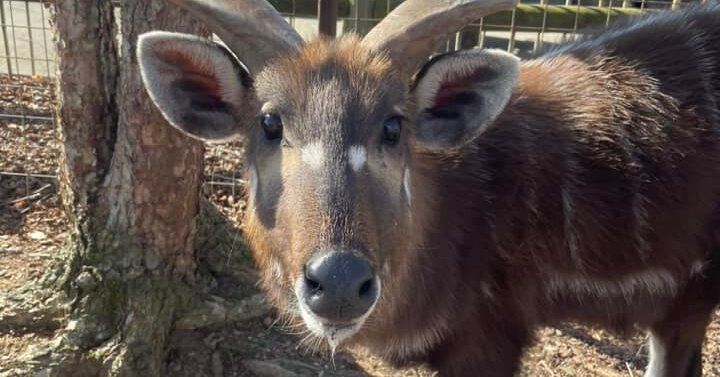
28, 231, 47, 240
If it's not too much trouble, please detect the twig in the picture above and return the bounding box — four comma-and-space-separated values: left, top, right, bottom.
3, 183, 51, 206
174, 294, 269, 330
0, 171, 56, 179
625, 362, 635, 377
539, 360, 556, 377
207, 173, 245, 183
20, 193, 54, 214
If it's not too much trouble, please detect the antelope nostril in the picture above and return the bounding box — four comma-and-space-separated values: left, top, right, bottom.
305, 276, 322, 294
301, 251, 378, 322
358, 278, 374, 298
304, 265, 323, 294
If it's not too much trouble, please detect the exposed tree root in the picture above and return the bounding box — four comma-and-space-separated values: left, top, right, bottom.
0, 289, 69, 333
1, 266, 270, 377
2, 335, 106, 377
174, 293, 269, 330
1, 277, 178, 376
0, 198, 267, 377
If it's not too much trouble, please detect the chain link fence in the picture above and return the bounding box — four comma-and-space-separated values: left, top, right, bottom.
0, 0, 694, 206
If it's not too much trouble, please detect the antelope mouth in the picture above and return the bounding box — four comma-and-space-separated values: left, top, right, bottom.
294, 277, 381, 349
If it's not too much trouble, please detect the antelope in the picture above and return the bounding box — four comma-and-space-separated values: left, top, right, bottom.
137, 0, 720, 375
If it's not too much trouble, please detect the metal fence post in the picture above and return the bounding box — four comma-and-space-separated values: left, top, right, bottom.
318, 0, 337, 37
0, 0, 13, 74
24, 0, 35, 75
507, 2, 517, 53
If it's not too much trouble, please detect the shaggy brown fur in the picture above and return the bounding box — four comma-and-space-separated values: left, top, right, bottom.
139, 3, 720, 376
360, 7, 720, 376
246, 7, 720, 376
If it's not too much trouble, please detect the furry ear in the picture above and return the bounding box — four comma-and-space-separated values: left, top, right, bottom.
137, 31, 252, 142
410, 48, 520, 149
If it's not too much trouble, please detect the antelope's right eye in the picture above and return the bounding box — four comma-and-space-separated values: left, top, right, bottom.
382, 116, 402, 145
261, 113, 283, 141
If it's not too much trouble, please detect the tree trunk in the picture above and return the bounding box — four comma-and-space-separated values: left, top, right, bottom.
0, 1, 210, 376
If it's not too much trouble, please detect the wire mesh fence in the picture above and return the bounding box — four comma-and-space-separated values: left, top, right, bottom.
0, 1, 54, 77
0, 0, 697, 205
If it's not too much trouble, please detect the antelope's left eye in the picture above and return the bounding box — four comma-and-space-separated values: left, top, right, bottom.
382, 116, 402, 145
261, 113, 283, 141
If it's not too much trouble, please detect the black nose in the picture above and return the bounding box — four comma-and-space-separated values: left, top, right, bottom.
301, 251, 378, 322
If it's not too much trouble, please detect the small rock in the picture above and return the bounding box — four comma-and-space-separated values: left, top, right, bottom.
144, 249, 161, 270
226, 293, 270, 323
75, 270, 97, 291
33, 368, 52, 377
204, 332, 224, 349
211, 351, 223, 377
244, 359, 306, 377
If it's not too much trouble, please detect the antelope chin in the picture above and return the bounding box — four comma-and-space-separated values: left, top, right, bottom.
294, 278, 380, 350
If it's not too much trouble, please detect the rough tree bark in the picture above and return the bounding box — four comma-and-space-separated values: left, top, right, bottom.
0, 1, 213, 376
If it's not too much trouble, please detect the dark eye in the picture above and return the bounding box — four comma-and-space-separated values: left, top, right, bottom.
261, 113, 283, 141
382, 116, 402, 145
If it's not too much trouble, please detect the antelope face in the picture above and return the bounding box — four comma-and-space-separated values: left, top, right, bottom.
246, 39, 409, 348
137, 0, 519, 349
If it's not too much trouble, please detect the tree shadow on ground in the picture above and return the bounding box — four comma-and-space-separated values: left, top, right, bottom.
559, 323, 648, 371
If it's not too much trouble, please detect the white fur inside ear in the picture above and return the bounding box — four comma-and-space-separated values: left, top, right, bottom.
415, 48, 520, 113
410, 48, 521, 149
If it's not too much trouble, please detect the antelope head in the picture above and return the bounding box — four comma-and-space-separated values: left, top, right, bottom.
137, 0, 518, 350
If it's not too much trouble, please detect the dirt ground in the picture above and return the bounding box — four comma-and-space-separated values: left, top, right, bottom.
1, 74, 719, 376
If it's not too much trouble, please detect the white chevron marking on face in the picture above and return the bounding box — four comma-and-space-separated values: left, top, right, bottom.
301, 141, 325, 168
348, 145, 367, 172
403, 167, 411, 206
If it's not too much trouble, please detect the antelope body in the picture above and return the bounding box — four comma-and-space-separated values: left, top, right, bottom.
137, 0, 720, 375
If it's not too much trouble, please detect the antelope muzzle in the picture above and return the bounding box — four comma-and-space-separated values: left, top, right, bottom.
296, 250, 380, 345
